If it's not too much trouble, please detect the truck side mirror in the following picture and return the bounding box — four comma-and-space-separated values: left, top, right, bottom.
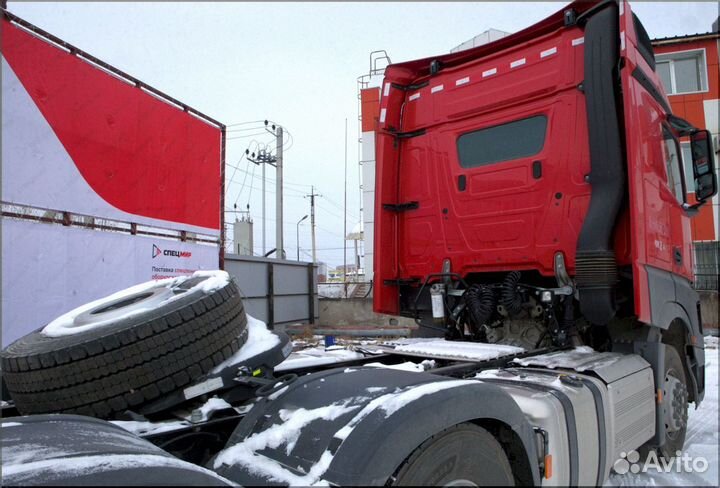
690, 130, 717, 202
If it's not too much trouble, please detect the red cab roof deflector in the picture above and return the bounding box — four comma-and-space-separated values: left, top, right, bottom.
384, 0, 601, 84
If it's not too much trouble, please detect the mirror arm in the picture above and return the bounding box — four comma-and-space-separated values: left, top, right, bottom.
682, 201, 704, 216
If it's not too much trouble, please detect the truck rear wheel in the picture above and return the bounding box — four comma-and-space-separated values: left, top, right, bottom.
658, 346, 688, 458
1, 272, 248, 419
639, 345, 689, 461
390, 423, 515, 486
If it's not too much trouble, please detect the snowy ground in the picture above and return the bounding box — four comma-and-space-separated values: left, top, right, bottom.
317, 283, 353, 299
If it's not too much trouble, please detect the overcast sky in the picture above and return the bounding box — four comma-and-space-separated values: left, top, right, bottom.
6, 1, 718, 267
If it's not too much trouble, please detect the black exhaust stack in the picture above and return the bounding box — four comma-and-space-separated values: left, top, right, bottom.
576, 3, 624, 326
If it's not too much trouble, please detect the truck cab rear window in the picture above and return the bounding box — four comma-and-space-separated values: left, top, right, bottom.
457, 115, 548, 168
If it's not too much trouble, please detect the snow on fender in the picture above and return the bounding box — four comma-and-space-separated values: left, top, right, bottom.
1, 271, 248, 419
210, 366, 539, 487
1, 415, 234, 486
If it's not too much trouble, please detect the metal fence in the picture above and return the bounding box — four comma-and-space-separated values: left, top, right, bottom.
693, 241, 719, 291
224, 254, 318, 328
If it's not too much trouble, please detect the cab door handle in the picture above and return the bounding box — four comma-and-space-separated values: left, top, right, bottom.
458, 175, 467, 191
532, 160, 542, 179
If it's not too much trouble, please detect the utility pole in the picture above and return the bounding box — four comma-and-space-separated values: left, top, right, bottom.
343, 118, 348, 293
262, 163, 266, 255
305, 186, 322, 263
250, 120, 286, 260
247, 142, 278, 258
275, 126, 284, 259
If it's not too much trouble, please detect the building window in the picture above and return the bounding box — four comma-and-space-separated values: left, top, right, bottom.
656, 49, 708, 95
457, 115, 547, 168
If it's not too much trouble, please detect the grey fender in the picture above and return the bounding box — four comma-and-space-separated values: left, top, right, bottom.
214, 366, 540, 486
1, 414, 233, 486
656, 300, 705, 401
645, 266, 705, 403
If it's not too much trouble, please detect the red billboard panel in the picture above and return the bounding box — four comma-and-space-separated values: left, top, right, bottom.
2, 15, 222, 234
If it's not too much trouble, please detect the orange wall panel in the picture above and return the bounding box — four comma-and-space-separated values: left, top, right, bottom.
690, 201, 717, 241
670, 98, 709, 128
361, 87, 381, 132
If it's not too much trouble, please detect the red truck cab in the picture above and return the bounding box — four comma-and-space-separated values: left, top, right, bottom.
374, 0, 716, 455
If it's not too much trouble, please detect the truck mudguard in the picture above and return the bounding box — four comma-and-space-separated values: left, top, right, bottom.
1, 415, 233, 486
213, 367, 540, 486
645, 266, 705, 403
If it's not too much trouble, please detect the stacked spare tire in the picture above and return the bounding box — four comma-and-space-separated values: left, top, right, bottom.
1, 271, 248, 419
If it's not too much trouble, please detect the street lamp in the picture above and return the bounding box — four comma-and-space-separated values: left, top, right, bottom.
296, 215, 308, 261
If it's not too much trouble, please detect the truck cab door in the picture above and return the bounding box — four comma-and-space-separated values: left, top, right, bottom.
660, 126, 695, 279
617, 0, 694, 324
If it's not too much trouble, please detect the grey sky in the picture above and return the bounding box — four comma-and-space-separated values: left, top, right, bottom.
6, 1, 718, 266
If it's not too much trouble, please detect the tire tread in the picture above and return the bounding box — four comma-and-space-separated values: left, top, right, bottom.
2, 282, 247, 418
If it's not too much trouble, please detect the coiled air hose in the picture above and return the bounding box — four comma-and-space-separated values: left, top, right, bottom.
464, 284, 496, 336
500, 271, 523, 316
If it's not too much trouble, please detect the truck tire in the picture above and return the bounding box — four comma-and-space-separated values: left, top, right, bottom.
638, 345, 688, 461
1, 273, 248, 419
657, 346, 689, 459
1, 365, 10, 403
2, 414, 232, 486
390, 423, 515, 486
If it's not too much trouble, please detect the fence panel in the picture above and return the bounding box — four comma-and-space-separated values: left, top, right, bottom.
224, 254, 318, 327
693, 241, 719, 291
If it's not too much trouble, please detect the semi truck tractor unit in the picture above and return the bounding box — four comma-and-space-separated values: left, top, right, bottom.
374, 0, 716, 461
2, 0, 717, 486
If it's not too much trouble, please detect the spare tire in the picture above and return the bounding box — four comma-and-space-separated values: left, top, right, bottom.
1, 271, 248, 418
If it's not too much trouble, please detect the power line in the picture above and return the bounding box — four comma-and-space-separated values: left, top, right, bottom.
245, 162, 257, 207
232, 159, 252, 208
226, 131, 274, 140
323, 194, 353, 214
226, 120, 268, 127
224, 185, 305, 206
227, 119, 294, 152
320, 192, 361, 221
226, 163, 312, 190
225, 125, 267, 132
226, 141, 272, 209
225, 151, 247, 195
316, 202, 359, 223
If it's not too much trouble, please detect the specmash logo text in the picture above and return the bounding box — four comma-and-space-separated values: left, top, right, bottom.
152, 244, 192, 259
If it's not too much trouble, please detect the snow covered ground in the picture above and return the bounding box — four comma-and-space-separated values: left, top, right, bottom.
275, 345, 365, 372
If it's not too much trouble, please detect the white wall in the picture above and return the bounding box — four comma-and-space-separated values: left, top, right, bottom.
2, 219, 219, 346
361, 131, 376, 281
449, 28, 510, 53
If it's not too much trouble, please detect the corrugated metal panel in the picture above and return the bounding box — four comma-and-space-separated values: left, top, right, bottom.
225, 254, 318, 327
